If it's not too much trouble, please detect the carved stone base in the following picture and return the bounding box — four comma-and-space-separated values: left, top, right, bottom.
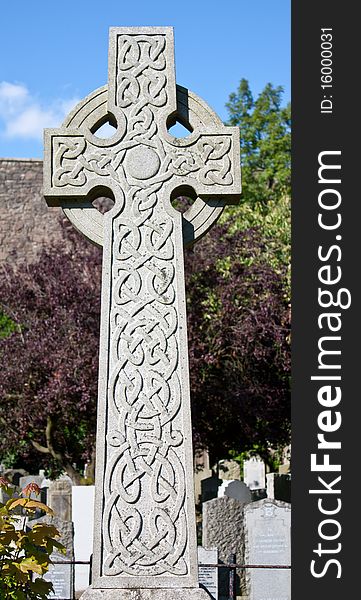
80, 587, 212, 600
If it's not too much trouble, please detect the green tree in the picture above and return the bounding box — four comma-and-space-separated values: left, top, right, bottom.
224, 79, 291, 283
226, 78, 291, 206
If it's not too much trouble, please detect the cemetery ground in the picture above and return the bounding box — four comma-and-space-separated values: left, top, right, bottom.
0, 26, 290, 600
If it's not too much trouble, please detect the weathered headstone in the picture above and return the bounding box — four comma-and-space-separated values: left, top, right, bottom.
217, 480, 252, 503
243, 499, 291, 600
218, 459, 241, 480
202, 497, 245, 600
197, 547, 218, 600
48, 477, 72, 521
203, 497, 244, 563
243, 457, 266, 490
266, 473, 291, 503
44, 26, 240, 600
33, 515, 74, 600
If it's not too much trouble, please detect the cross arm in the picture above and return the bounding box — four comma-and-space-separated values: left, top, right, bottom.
162, 127, 241, 206
43, 129, 122, 207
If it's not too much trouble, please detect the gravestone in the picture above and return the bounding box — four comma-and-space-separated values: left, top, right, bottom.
217, 480, 252, 503
202, 497, 245, 600
48, 477, 72, 521
218, 459, 241, 480
243, 457, 266, 490
243, 499, 291, 600
279, 445, 291, 474
197, 547, 218, 600
203, 497, 245, 563
266, 473, 291, 503
33, 515, 74, 600
44, 26, 241, 600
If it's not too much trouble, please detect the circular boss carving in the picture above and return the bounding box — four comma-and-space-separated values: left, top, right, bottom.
125, 146, 160, 180
62, 85, 225, 247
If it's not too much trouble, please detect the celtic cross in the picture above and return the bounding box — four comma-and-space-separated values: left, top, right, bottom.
44, 27, 241, 600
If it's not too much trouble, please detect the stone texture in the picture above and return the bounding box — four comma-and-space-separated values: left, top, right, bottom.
202, 497, 245, 563
217, 480, 252, 503
0, 486, 10, 505
48, 477, 73, 521
44, 25, 240, 596
202, 496, 245, 599
243, 499, 291, 600
0, 159, 63, 265
218, 459, 241, 481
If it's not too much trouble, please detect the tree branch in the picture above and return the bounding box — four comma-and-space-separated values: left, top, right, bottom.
31, 440, 50, 454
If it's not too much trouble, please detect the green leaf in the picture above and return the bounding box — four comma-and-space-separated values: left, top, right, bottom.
29, 523, 60, 544
18, 556, 45, 575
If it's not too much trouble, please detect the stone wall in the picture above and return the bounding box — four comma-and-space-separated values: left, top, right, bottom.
0, 158, 63, 265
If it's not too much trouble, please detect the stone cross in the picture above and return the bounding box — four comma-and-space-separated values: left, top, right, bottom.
44, 27, 241, 600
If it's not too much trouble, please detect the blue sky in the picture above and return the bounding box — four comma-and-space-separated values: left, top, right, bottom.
0, 0, 290, 159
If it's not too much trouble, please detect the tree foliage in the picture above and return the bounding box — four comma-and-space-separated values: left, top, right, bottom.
185, 221, 290, 465
0, 223, 101, 483
226, 78, 291, 207
224, 79, 291, 286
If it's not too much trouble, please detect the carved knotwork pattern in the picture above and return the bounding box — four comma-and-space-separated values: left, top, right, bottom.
52, 36, 233, 192
116, 35, 168, 109
103, 182, 188, 576
53, 133, 233, 189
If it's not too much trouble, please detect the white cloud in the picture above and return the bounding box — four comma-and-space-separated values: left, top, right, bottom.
0, 81, 79, 140
0, 82, 29, 115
